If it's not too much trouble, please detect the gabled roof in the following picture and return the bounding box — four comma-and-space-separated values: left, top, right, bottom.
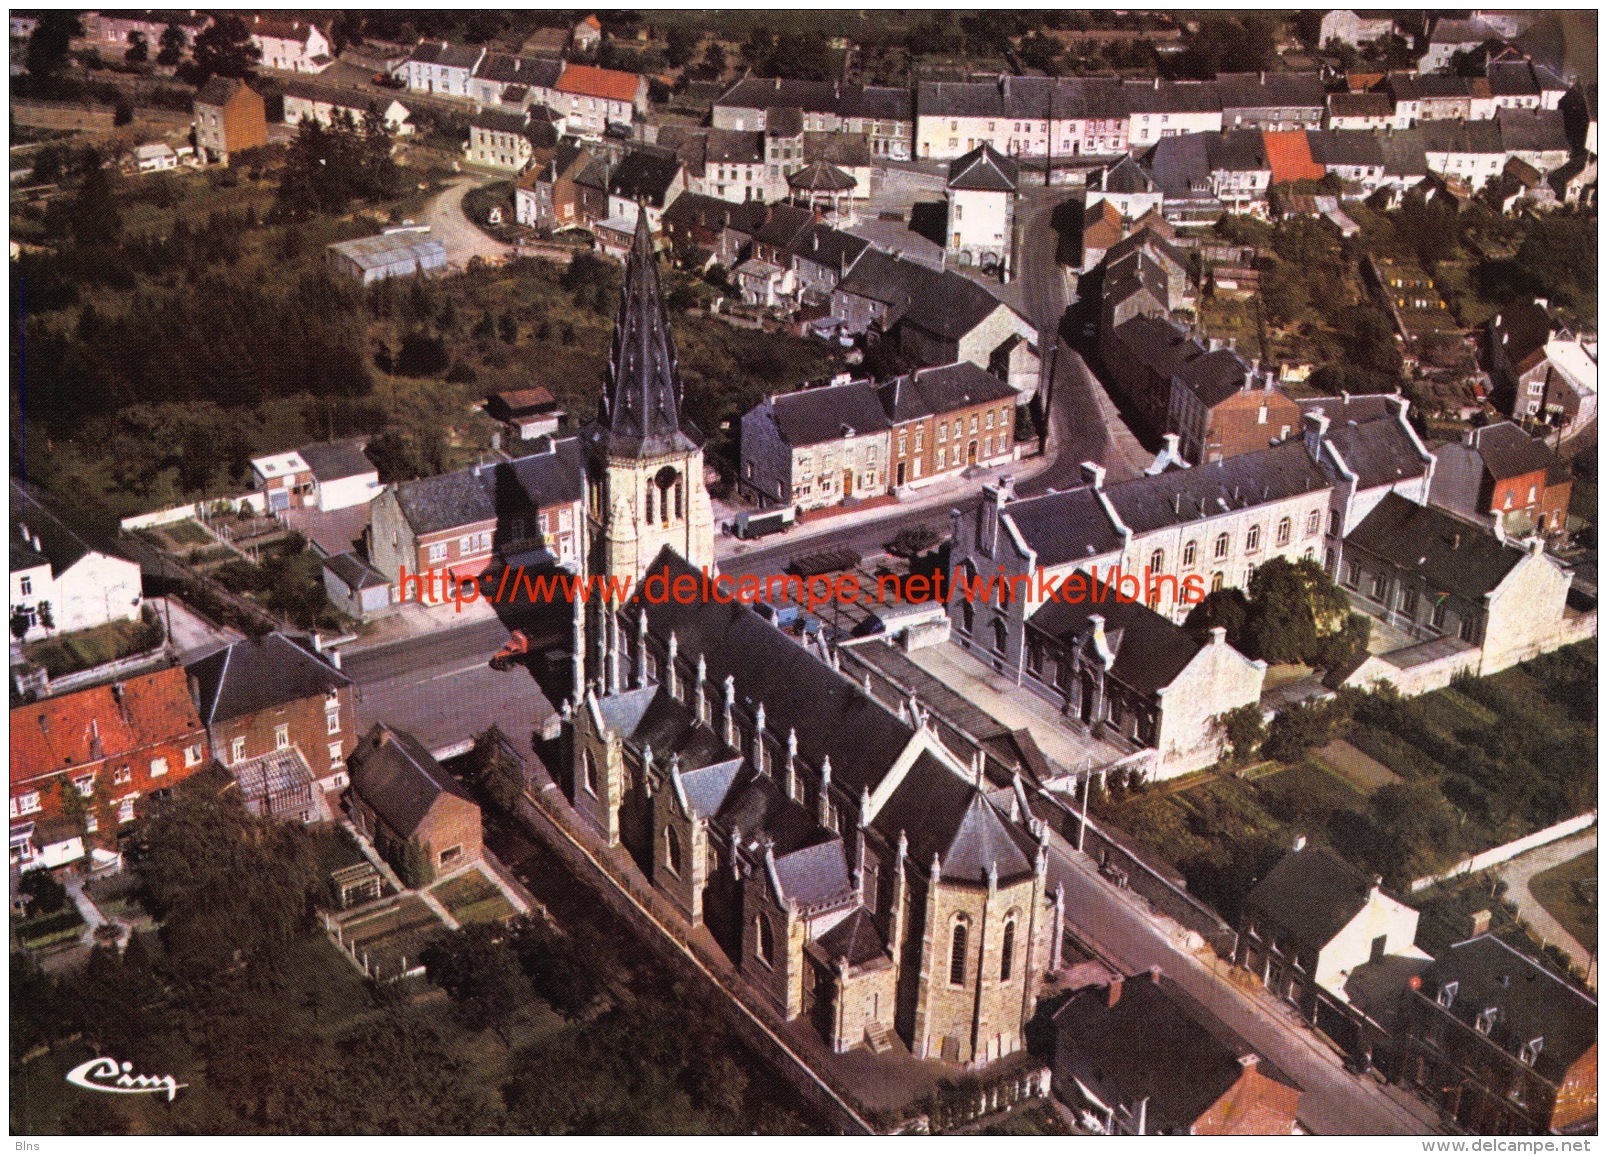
947, 143, 1018, 193
1308, 129, 1386, 168
1327, 91, 1392, 119
769, 839, 855, 908
186, 632, 350, 726
1315, 409, 1430, 489
1428, 16, 1497, 45
1000, 486, 1126, 567
1346, 492, 1532, 600
1144, 133, 1214, 199
1122, 77, 1221, 115
788, 222, 867, 271
1207, 129, 1269, 174
876, 361, 1017, 424
195, 75, 249, 109
717, 76, 843, 115
1029, 597, 1204, 696
298, 440, 374, 483
607, 146, 681, 203
1467, 421, 1559, 482
1486, 60, 1542, 99
1243, 843, 1383, 952
1422, 118, 1505, 155
1099, 153, 1159, 195
555, 63, 642, 104
483, 436, 585, 510
11, 666, 205, 786
348, 722, 476, 838
660, 190, 767, 235
767, 379, 890, 447
1418, 934, 1597, 1085
1262, 130, 1325, 185
486, 386, 559, 419
594, 683, 735, 774
323, 551, 389, 591
474, 51, 562, 89
1216, 71, 1325, 111
10, 481, 101, 577
751, 202, 815, 248
392, 467, 497, 536
407, 40, 486, 71
814, 906, 888, 966
1103, 438, 1331, 535
899, 268, 1016, 342
1496, 108, 1570, 154
871, 751, 1038, 885
1377, 127, 1428, 177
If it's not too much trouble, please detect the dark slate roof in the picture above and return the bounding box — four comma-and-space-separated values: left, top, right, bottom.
1327, 92, 1392, 119
1308, 129, 1386, 168
1099, 154, 1159, 194
1122, 78, 1221, 115
10, 482, 94, 577
1243, 843, 1379, 952
594, 684, 735, 772
483, 437, 585, 510
1106, 313, 1200, 383
1178, 348, 1256, 409
752, 201, 815, 248
348, 722, 475, 839
298, 440, 374, 483
1002, 486, 1126, 567
186, 632, 350, 726
770, 839, 855, 907
787, 162, 856, 193
195, 75, 246, 108
408, 40, 484, 71
584, 213, 702, 458
716, 770, 829, 858
1053, 971, 1298, 1134
701, 127, 764, 165
716, 76, 843, 114
1028, 597, 1203, 696
607, 146, 681, 204
764, 106, 804, 137
877, 361, 1017, 424
1422, 118, 1504, 155
803, 130, 870, 169
769, 379, 890, 447
947, 143, 1018, 193
815, 906, 888, 966
1144, 133, 1214, 198
839, 85, 912, 121
324, 551, 388, 591
1104, 438, 1332, 535
474, 51, 561, 88
469, 107, 531, 135
834, 246, 919, 307
1377, 127, 1428, 177
1428, 16, 1496, 45
1216, 71, 1324, 111
1469, 421, 1557, 482
1490, 299, 1556, 365
1486, 60, 1541, 99
871, 751, 1038, 884
632, 549, 916, 802
899, 269, 1014, 342
1418, 934, 1598, 1085
1206, 129, 1268, 173
789, 223, 867, 270
393, 467, 497, 536
677, 757, 744, 819
1346, 492, 1530, 600
1496, 108, 1570, 154
1319, 412, 1429, 489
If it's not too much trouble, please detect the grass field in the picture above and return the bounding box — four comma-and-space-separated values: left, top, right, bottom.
431, 870, 516, 926
1256, 758, 1371, 816
1311, 738, 1402, 795
1530, 850, 1597, 953
24, 617, 164, 677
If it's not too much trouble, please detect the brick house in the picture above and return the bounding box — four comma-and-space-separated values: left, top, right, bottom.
10, 667, 209, 868
1488, 299, 1598, 438
515, 140, 595, 230
186, 632, 356, 795
876, 360, 1019, 491
369, 466, 500, 590
1402, 934, 1597, 1134
1429, 422, 1573, 537
1052, 968, 1303, 1134
739, 377, 890, 510
347, 722, 482, 878
193, 76, 267, 165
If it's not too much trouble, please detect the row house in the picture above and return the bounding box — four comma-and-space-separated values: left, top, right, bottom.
187, 633, 356, 795
10, 482, 143, 643
552, 63, 647, 137
1053, 968, 1302, 1134
570, 548, 1060, 1064
915, 76, 1130, 162
1488, 299, 1598, 436
877, 361, 1020, 491
1485, 60, 1569, 112
660, 126, 768, 205
1216, 72, 1325, 132
1123, 78, 1222, 148
1384, 73, 1497, 126
1429, 422, 1572, 537
282, 80, 413, 136
1402, 935, 1597, 1135
515, 141, 607, 231
469, 52, 562, 110
11, 667, 209, 868
790, 222, 869, 305
247, 15, 331, 74
659, 192, 766, 270
85, 10, 208, 55
1084, 155, 1165, 221
731, 201, 814, 307
400, 41, 487, 99
1098, 227, 1194, 338
712, 77, 913, 160
1308, 130, 1389, 195
464, 107, 557, 174
600, 145, 684, 245
739, 377, 890, 510
1497, 109, 1571, 174
1326, 92, 1394, 132
1422, 119, 1506, 190
368, 438, 586, 590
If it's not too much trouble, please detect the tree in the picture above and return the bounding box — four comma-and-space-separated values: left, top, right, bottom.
393, 837, 435, 888
1184, 587, 1250, 649
35, 600, 54, 635
125, 31, 149, 65
1264, 696, 1349, 764
19, 866, 68, 916
471, 726, 527, 813
1233, 557, 1361, 669
888, 524, 942, 558
422, 924, 531, 1034
664, 26, 700, 68
68, 158, 122, 247
10, 607, 31, 641
26, 12, 83, 86
1217, 704, 1267, 767
157, 23, 188, 67
186, 14, 261, 85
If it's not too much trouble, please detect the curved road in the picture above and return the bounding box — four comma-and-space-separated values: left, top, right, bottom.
421, 176, 513, 268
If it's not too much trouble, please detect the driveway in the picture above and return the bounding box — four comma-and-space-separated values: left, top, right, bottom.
1498, 828, 1597, 978
420, 176, 512, 268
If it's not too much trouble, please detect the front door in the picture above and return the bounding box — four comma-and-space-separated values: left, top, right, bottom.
968, 441, 978, 465
843, 469, 853, 497
896, 463, 906, 488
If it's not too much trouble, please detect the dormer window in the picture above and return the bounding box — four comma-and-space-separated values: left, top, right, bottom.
1519, 1037, 1544, 1066
1437, 981, 1458, 1008
1476, 1006, 1498, 1035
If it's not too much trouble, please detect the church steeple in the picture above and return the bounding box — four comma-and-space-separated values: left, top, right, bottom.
591, 210, 701, 459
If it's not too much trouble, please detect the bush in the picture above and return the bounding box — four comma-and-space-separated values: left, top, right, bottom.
20, 869, 69, 916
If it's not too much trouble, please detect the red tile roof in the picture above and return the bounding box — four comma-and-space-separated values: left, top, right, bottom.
556, 63, 641, 104
1262, 130, 1325, 185
11, 666, 204, 786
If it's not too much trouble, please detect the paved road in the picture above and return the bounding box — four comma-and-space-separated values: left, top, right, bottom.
1498, 828, 1597, 979
1044, 834, 1445, 1135
421, 176, 512, 268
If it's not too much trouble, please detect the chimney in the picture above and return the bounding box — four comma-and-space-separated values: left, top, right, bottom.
1238, 1052, 1260, 1069
1452, 532, 1462, 550
1080, 461, 1106, 490
1088, 614, 1114, 669
1210, 626, 1227, 647
1293, 833, 1307, 852
1302, 408, 1331, 461
1162, 432, 1180, 459
330, 649, 342, 671
1106, 976, 1124, 1007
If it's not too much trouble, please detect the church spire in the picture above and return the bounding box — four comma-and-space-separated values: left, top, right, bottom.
591, 209, 700, 459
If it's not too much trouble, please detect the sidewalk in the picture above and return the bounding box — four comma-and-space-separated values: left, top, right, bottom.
345, 589, 501, 651
1500, 828, 1597, 982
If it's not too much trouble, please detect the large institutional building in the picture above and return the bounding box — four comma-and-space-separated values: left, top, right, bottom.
561, 216, 1061, 1066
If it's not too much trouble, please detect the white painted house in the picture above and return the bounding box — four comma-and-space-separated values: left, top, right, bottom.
945, 143, 1018, 275
10, 483, 143, 643
248, 16, 332, 74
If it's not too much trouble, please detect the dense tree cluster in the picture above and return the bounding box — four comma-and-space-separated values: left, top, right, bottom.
276, 115, 401, 221
1185, 557, 1369, 671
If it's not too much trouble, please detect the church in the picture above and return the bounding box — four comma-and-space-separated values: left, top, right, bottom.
560, 214, 1062, 1066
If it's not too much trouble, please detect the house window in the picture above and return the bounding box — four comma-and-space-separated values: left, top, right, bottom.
1345, 562, 1361, 590
1246, 525, 1261, 553
1000, 918, 1016, 982
1459, 616, 1477, 643
118, 796, 137, 824
113, 765, 132, 785
1399, 586, 1418, 618
19, 576, 31, 597
184, 744, 203, 767
1276, 517, 1291, 547
12, 791, 41, 817
1183, 540, 1197, 567
428, 542, 449, 564
1214, 533, 1230, 560
230, 737, 246, 764
1245, 563, 1257, 586
949, 917, 970, 986
327, 705, 342, 735
1306, 510, 1321, 538
150, 757, 168, 778
74, 773, 95, 797
755, 915, 776, 967
1328, 510, 1340, 536
991, 617, 1008, 655
1371, 573, 1388, 601
1149, 549, 1164, 573
1431, 599, 1448, 629
1211, 571, 1224, 592
664, 827, 682, 877
439, 845, 463, 867
275, 724, 291, 751
960, 599, 975, 636
329, 742, 344, 766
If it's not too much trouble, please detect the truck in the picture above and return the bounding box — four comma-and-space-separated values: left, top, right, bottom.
729, 507, 796, 541
489, 630, 531, 671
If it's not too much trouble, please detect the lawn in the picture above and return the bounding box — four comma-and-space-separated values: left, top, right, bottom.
1530, 850, 1597, 953
14, 905, 86, 951
1255, 758, 1371, 817
160, 519, 215, 548
1310, 738, 1401, 795
431, 870, 517, 926
335, 894, 450, 981
24, 616, 164, 678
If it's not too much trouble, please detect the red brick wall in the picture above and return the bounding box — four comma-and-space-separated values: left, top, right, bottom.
417, 792, 483, 869
12, 730, 210, 836
210, 685, 357, 783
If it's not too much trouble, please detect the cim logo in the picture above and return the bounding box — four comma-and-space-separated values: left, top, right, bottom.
65, 1057, 187, 1102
